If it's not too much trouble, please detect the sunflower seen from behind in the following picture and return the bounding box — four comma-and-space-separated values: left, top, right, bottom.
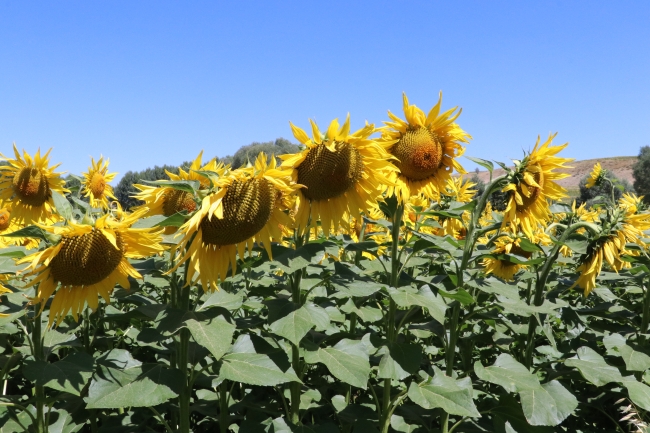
18, 211, 165, 326
380, 92, 471, 202
81, 156, 117, 210
501, 133, 572, 238
172, 153, 297, 291
482, 235, 533, 281
281, 115, 396, 236
0, 144, 67, 225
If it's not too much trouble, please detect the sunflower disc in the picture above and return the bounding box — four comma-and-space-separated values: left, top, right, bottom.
12, 167, 51, 206
163, 190, 197, 216
392, 127, 443, 181
201, 178, 275, 246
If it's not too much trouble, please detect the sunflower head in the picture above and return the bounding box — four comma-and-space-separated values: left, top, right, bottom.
501, 134, 572, 238
19, 212, 164, 326
482, 236, 532, 281
380, 93, 471, 202
585, 163, 607, 189
81, 156, 117, 210
172, 152, 297, 290
281, 115, 396, 236
0, 145, 67, 225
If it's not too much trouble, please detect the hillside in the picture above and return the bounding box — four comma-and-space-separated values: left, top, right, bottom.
467, 156, 637, 199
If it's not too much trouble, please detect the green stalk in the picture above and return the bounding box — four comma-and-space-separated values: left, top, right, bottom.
523, 221, 600, 369
641, 277, 650, 334
219, 380, 229, 433
289, 268, 304, 425
379, 201, 404, 433
31, 305, 46, 433
178, 284, 191, 433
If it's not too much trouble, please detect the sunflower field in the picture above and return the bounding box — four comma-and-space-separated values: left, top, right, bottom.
2, 93, 650, 433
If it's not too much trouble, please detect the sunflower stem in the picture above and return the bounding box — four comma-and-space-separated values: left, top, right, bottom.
289, 267, 304, 425
31, 304, 46, 433
379, 200, 404, 433
177, 255, 193, 433
219, 380, 229, 433
642, 278, 650, 334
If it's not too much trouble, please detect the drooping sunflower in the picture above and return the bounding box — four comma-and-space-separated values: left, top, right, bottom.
133, 151, 225, 219
585, 162, 606, 189
501, 133, 573, 238
482, 236, 533, 281
0, 144, 67, 225
81, 156, 117, 210
281, 115, 396, 236
172, 153, 298, 291
18, 211, 165, 326
379, 93, 471, 202
573, 205, 650, 295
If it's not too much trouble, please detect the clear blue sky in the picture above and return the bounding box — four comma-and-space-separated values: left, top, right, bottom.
1, 1, 649, 182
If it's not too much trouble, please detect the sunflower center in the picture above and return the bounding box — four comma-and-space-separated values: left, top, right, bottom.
162, 190, 197, 216
89, 172, 106, 198
517, 168, 544, 213
200, 178, 275, 246
12, 167, 51, 206
297, 142, 364, 201
50, 229, 124, 287
0, 208, 10, 231
392, 127, 443, 181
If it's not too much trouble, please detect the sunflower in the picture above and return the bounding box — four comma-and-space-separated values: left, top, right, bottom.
281, 115, 396, 236
0, 276, 12, 318
81, 156, 117, 210
172, 153, 297, 291
482, 236, 532, 281
379, 93, 471, 202
501, 134, 572, 238
18, 211, 165, 326
585, 163, 606, 189
573, 207, 650, 295
0, 205, 39, 249
133, 152, 225, 218
0, 144, 67, 225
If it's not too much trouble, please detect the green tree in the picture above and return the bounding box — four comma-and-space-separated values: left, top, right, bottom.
114, 161, 193, 210
633, 146, 650, 202
231, 138, 300, 169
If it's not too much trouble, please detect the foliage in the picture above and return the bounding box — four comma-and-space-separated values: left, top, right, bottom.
634, 146, 650, 202
230, 138, 300, 169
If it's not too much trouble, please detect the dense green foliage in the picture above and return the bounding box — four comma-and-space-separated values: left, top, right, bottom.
230, 138, 300, 169
634, 146, 650, 202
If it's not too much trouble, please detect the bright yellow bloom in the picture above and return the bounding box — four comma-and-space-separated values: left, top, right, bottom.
133, 151, 225, 219
501, 134, 572, 238
18, 211, 165, 326
172, 153, 297, 291
0, 145, 68, 225
619, 193, 644, 215
380, 93, 471, 202
482, 236, 532, 281
585, 163, 606, 189
0, 205, 39, 249
281, 116, 396, 236
81, 156, 117, 210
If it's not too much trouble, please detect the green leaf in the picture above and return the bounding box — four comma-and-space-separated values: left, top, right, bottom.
565, 346, 625, 386
269, 303, 330, 346
192, 169, 221, 188
377, 342, 422, 381
304, 339, 371, 389
623, 379, 650, 411
603, 334, 650, 372
387, 285, 447, 324
468, 278, 520, 299
157, 212, 189, 227
141, 179, 199, 194
85, 364, 182, 408
340, 300, 382, 323
474, 354, 540, 392
466, 156, 494, 174
219, 352, 300, 386
390, 415, 419, 433
51, 190, 73, 221
1, 225, 55, 244
0, 246, 27, 259
185, 315, 235, 361
23, 352, 94, 396
407, 368, 480, 417
198, 289, 244, 311
438, 288, 475, 305
519, 380, 577, 426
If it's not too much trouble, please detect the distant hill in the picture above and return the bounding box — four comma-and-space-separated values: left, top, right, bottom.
467, 156, 637, 200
